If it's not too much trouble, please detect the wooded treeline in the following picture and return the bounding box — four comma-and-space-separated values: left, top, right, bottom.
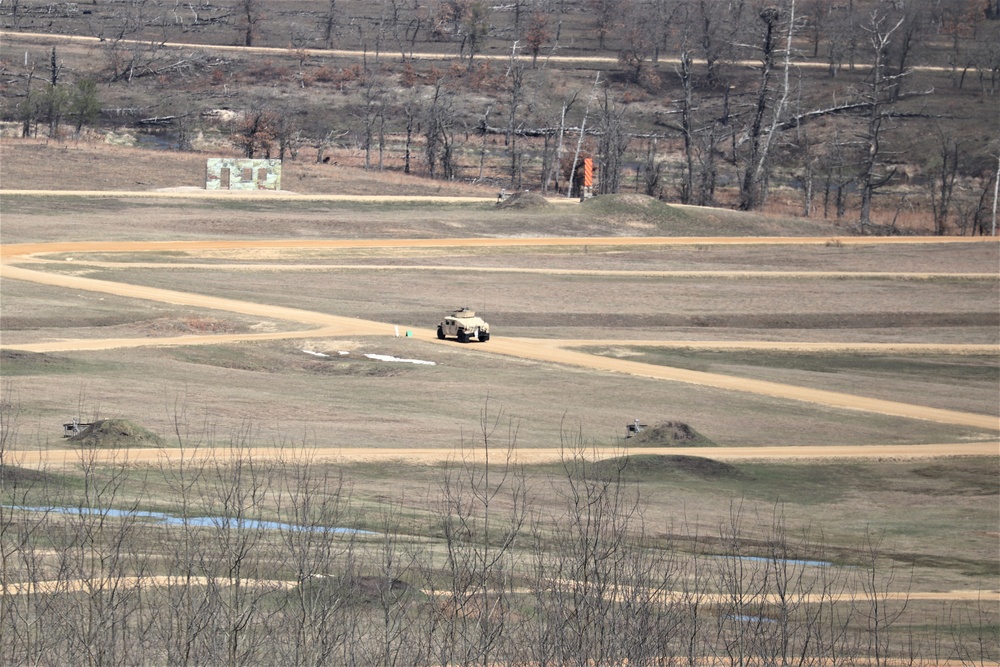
2, 0, 999, 233
1, 409, 996, 667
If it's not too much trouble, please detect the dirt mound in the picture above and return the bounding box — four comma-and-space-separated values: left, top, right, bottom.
652, 455, 741, 479
67, 419, 165, 448
583, 193, 670, 209
600, 193, 661, 207
630, 421, 715, 447
580, 193, 691, 225
496, 191, 552, 209
590, 454, 740, 481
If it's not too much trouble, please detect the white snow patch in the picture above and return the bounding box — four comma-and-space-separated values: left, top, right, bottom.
364, 353, 435, 366
302, 349, 330, 358
203, 108, 239, 122
338, 351, 350, 355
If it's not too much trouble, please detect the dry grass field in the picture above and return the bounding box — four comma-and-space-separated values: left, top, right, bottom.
1, 140, 998, 664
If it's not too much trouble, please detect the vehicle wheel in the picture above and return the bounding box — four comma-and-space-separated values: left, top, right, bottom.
437, 326, 446, 340
457, 330, 468, 343
479, 333, 490, 342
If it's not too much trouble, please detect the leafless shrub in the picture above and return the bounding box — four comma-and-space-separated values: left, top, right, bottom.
0, 403, 987, 665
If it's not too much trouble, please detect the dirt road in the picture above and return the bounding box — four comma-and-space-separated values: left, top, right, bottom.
0, 31, 960, 74
9, 442, 998, 470
3, 236, 998, 435
4, 234, 998, 260
5, 574, 994, 607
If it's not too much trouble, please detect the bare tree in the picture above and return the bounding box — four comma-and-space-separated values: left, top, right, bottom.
542, 433, 644, 664
476, 104, 493, 182
505, 45, 527, 188
198, 426, 280, 667
958, 150, 1000, 236
274, 449, 356, 667
359, 72, 388, 171
801, 0, 829, 58
524, 9, 551, 68
7, 0, 22, 30
817, 125, 855, 220
238, 0, 266, 47
44, 47, 64, 139
675, 49, 701, 204
230, 105, 279, 159
946, 596, 1000, 666
17, 58, 39, 138
69, 79, 101, 136
736, 2, 796, 212
541, 92, 577, 193
617, 0, 660, 85
715, 501, 772, 667
434, 0, 492, 66
930, 128, 963, 235
425, 80, 457, 180
642, 138, 665, 198
666, 2, 742, 206
322, 0, 339, 48
473, 408, 528, 661
462, 1, 492, 69
403, 97, 418, 174
968, 12, 1000, 94
595, 86, 630, 194
566, 72, 601, 198
857, 8, 908, 231
52, 446, 150, 666
856, 528, 913, 666
357, 501, 429, 666
590, 0, 621, 50
153, 402, 214, 667
99, 0, 170, 83
696, 0, 746, 87
790, 130, 819, 217
434, 403, 527, 667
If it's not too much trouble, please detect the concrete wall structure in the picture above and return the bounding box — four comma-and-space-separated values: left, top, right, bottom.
206, 158, 281, 191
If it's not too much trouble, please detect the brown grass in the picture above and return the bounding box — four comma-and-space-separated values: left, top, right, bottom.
1, 147, 998, 618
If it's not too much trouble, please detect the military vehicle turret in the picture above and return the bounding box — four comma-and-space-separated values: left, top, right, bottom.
437, 307, 490, 342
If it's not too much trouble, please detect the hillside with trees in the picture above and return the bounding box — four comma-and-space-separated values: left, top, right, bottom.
1, 0, 998, 234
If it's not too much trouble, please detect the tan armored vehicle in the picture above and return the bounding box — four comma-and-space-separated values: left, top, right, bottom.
437, 307, 490, 342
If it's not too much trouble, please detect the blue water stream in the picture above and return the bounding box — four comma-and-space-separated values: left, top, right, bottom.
4, 505, 373, 535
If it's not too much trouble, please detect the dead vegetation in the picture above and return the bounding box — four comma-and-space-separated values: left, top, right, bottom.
1, 1, 997, 232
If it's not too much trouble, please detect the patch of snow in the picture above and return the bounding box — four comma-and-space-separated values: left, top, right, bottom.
365, 353, 435, 365
203, 108, 239, 122
302, 349, 330, 357
338, 351, 350, 355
